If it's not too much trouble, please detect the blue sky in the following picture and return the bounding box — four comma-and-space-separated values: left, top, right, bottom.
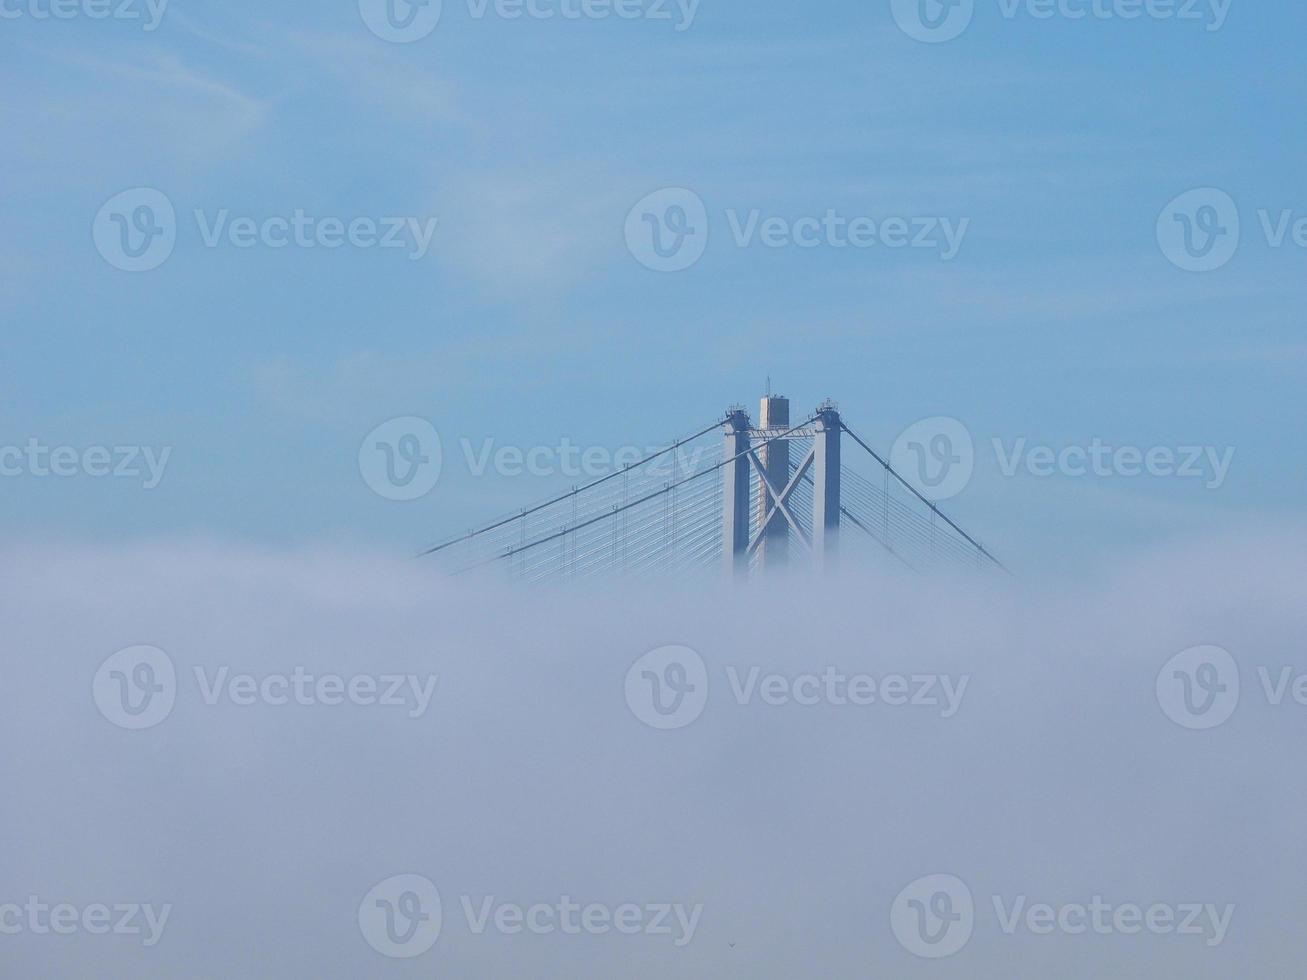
3, 0, 1304, 572
5, 9, 1307, 976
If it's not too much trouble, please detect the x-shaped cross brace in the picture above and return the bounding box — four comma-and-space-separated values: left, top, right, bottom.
746, 446, 815, 555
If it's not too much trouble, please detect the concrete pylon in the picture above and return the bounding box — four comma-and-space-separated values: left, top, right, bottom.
722, 407, 751, 579
812, 401, 841, 569
724, 394, 840, 579
756, 395, 790, 569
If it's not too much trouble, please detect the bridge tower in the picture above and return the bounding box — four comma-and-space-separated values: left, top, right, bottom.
722, 407, 751, 579
755, 394, 791, 567
812, 400, 841, 570
423, 392, 1003, 580
722, 394, 841, 578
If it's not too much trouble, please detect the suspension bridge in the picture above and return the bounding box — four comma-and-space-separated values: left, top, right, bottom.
420, 395, 1006, 583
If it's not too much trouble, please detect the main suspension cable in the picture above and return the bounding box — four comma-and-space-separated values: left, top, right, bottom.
839, 421, 1009, 573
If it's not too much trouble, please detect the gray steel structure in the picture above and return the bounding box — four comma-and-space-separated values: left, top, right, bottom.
755, 395, 791, 568
421, 391, 1005, 582
722, 407, 752, 579
723, 395, 842, 578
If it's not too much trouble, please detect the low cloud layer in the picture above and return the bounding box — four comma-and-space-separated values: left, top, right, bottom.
2, 530, 1305, 977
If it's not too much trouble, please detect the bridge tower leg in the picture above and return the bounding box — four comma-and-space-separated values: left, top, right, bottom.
757, 395, 790, 569
722, 408, 752, 579
812, 402, 841, 570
